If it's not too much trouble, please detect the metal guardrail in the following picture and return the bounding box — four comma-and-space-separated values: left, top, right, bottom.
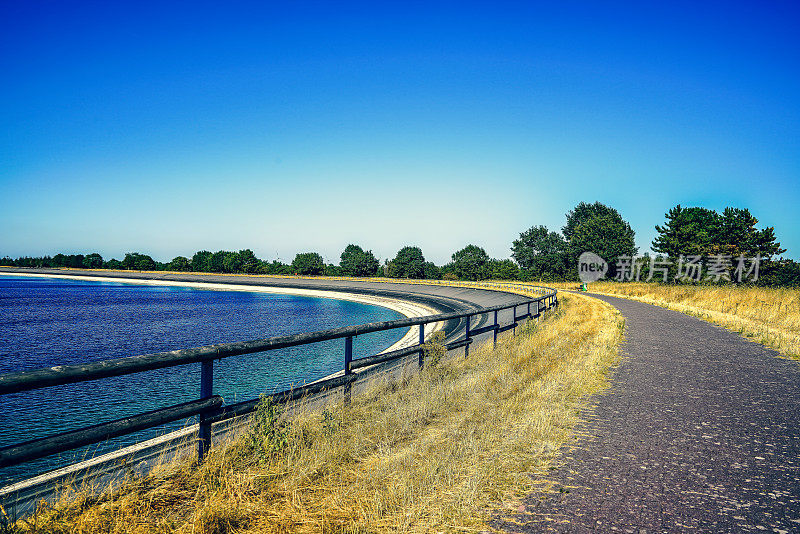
0, 283, 557, 474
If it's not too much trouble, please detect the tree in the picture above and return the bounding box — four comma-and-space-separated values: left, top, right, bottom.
105, 258, 123, 270
222, 251, 243, 273
652, 205, 721, 258
652, 205, 785, 260
261, 260, 291, 275
122, 252, 156, 271
238, 249, 261, 273
511, 225, 570, 280
388, 246, 425, 279
292, 252, 324, 275
488, 258, 520, 280
424, 261, 441, 280
82, 253, 104, 269
191, 250, 212, 272
563, 202, 625, 242
715, 207, 785, 258
339, 244, 380, 277
168, 256, 192, 271
450, 244, 490, 280
570, 212, 637, 276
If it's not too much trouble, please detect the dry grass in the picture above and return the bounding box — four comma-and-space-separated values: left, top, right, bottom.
586, 281, 800, 360
6, 293, 622, 533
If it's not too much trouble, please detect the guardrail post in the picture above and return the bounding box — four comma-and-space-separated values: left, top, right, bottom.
464, 315, 471, 358
344, 336, 353, 403
418, 324, 425, 368
527, 301, 531, 323
493, 310, 498, 347
512, 305, 517, 335
197, 359, 214, 461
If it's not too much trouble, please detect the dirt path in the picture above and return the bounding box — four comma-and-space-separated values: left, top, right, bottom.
492, 295, 800, 533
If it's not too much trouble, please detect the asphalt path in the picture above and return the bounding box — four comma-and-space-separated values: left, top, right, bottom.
491, 294, 800, 533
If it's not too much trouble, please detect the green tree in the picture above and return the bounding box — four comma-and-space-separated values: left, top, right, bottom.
168, 256, 192, 271
82, 253, 104, 269
652, 205, 785, 260
563, 202, 626, 242
324, 263, 341, 276
450, 244, 490, 280
715, 207, 785, 258
122, 252, 156, 271
511, 225, 570, 280
222, 251, 243, 273
388, 246, 425, 279
652, 205, 721, 258
261, 260, 291, 275
207, 251, 229, 272
570, 212, 637, 273
339, 244, 380, 277
191, 250, 212, 272
238, 249, 261, 273
488, 258, 520, 280
105, 258, 123, 270
292, 252, 324, 275
423, 261, 441, 280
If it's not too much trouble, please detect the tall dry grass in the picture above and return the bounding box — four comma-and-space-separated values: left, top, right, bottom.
5, 293, 622, 533
587, 281, 800, 359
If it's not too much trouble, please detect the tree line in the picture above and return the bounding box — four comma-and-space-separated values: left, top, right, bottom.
2, 202, 797, 285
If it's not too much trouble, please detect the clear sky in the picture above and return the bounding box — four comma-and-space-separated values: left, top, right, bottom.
1, 1, 798, 265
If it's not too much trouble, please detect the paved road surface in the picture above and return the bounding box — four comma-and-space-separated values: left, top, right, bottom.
492, 294, 800, 533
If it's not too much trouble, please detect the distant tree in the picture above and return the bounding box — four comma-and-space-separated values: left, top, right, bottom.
292, 252, 324, 275
122, 252, 156, 271
760, 259, 800, 287
511, 225, 570, 280
82, 253, 104, 269
652, 205, 721, 258
191, 250, 212, 272
105, 258, 123, 270
222, 251, 242, 273
168, 256, 192, 271
261, 260, 291, 275
563, 202, 625, 242
570, 211, 637, 271
653, 205, 785, 260
488, 258, 520, 280
450, 244, 490, 280
0, 257, 14, 266
423, 261, 441, 280
388, 246, 425, 279
207, 251, 228, 273
715, 207, 785, 258
52, 253, 85, 268
324, 263, 341, 276
340, 244, 380, 277
238, 249, 261, 273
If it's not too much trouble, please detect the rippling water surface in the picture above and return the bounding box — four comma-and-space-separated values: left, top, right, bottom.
0, 275, 404, 486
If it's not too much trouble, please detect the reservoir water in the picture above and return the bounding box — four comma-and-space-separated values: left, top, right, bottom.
0, 275, 405, 487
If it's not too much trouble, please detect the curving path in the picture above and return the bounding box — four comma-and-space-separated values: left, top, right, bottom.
492, 294, 800, 533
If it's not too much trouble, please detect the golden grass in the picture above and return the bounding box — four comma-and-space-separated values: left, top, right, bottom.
585, 281, 800, 360
7, 293, 622, 533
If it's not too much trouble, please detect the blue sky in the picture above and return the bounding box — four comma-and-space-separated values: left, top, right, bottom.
1, 1, 798, 264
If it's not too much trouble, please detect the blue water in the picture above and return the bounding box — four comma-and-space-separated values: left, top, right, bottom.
0, 276, 405, 487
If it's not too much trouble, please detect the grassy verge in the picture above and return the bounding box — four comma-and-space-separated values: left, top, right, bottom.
5, 293, 622, 533
584, 281, 800, 360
